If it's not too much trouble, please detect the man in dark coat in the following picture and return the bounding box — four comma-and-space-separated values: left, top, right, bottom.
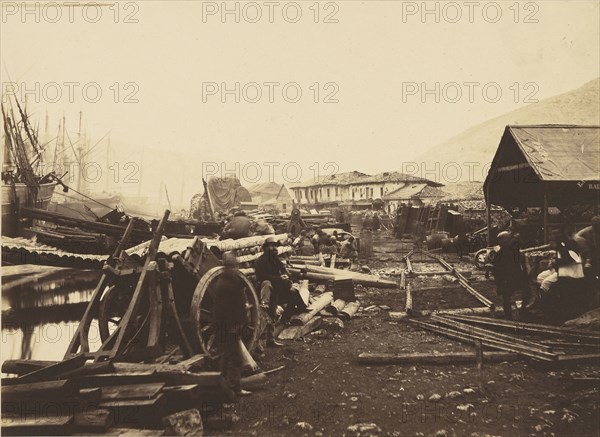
490, 231, 530, 320
222, 211, 252, 240
213, 253, 251, 395
255, 236, 306, 346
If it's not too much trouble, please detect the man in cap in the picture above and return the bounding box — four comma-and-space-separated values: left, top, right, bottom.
213, 253, 251, 395
490, 231, 530, 319
255, 236, 306, 346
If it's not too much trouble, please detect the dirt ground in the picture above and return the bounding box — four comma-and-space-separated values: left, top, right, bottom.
212, 231, 599, 437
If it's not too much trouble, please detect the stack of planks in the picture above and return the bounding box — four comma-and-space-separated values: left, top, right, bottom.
1, 354, 241, 436
406, 314, 600, 364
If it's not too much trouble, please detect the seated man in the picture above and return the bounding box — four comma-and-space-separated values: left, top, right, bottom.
319, 235, 339, 255
573, 216, 600, 277
340, 235, 359, 263
254, 236, 306, 346
253, 218, 275, 236
293, 230, 315, 256
222, 211, 252, 240
533, 228, 584, 307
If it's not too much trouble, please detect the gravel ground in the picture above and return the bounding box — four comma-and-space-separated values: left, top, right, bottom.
212, 231, 600, 437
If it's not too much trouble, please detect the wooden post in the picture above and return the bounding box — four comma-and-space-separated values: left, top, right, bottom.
486, 183, 492, 246
543, 191, 548, 244
203, 178, 215, 221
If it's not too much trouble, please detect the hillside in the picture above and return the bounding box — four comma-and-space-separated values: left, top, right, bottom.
416, 78, 600, 180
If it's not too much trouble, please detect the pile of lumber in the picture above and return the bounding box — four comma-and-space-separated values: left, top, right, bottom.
288, 263, 397, 288
1, 355, 241, 436
277, 282, 361, 340
406, 314, 600, 365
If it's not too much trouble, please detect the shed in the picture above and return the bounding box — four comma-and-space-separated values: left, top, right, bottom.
484, 125, 600, 241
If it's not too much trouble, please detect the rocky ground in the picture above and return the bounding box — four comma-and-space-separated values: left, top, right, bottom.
212, 231, 600, 437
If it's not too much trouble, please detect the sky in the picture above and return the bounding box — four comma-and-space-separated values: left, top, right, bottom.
1, 0, 599, 206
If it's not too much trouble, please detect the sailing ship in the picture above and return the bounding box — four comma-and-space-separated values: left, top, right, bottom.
2, 97, 58, 236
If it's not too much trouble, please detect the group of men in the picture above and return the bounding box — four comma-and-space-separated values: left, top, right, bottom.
212, 235, 310, 396
491, 216, 600, 320
220, 210, 275, 240
291, 228, 359, 263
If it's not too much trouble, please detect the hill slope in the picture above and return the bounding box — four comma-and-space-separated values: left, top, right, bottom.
416, 78, 600, 180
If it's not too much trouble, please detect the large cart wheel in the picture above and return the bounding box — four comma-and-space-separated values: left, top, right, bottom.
98, 283, 160, 349
191, 267, 260, 358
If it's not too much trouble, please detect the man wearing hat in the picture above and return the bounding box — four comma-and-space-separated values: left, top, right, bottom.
213, 253, 251, 395
490, 231, 530, 319
255, 236, 306, 346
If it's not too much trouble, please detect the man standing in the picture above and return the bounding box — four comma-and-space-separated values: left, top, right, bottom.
213, 253, 251, 396
255, 236, 306, 346
490, 231, 530, 320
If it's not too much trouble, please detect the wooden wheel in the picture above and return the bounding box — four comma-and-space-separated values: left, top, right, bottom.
98, 283, 160, 350
191, 267, 260, 358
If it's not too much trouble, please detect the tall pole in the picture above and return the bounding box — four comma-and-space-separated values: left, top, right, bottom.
105, 135, 111, 192
137, 146, 145, 197
76, 112, 83, 193
543, 190, 548, 244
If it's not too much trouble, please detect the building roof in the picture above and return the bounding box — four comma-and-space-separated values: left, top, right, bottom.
440, 182, 484, 201
383, 183, 447, 201
291, 171, 368, 188
248, 182, 291, 203
351, 171, 444, 187
508, 125, 600, 181
484, 125, 600, 207
290, 170, 442, 189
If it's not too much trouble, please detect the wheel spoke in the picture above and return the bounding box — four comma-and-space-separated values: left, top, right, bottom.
206, 334, 216, 351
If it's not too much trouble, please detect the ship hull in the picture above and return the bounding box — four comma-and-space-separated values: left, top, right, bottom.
2, 182, 57, 236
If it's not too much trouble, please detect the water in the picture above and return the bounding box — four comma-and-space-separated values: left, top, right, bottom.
2, 319, 103, 364
1, 269, 101, 371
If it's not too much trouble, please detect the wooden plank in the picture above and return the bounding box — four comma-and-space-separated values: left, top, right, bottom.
109, 366, 224, 387
73, 371, 157, 388
389, 306, 504, 320
74, 408, 113, 432
98, 393, 164, 409
100, 383, 165, 401
2, 360, 58, 376
17, 355, 87, 383
405, 284, 413, 313
430, 315, 553, 352
357, 351, 521, 365
1, 414, 73, 436
447, 314, 600, 340
1, 380, 75, 401
409, 319, 557, 361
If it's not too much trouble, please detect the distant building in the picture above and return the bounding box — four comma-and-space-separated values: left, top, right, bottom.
248, 182, 293, 212
383, 183, 447, 213
289, 171, 443, 209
